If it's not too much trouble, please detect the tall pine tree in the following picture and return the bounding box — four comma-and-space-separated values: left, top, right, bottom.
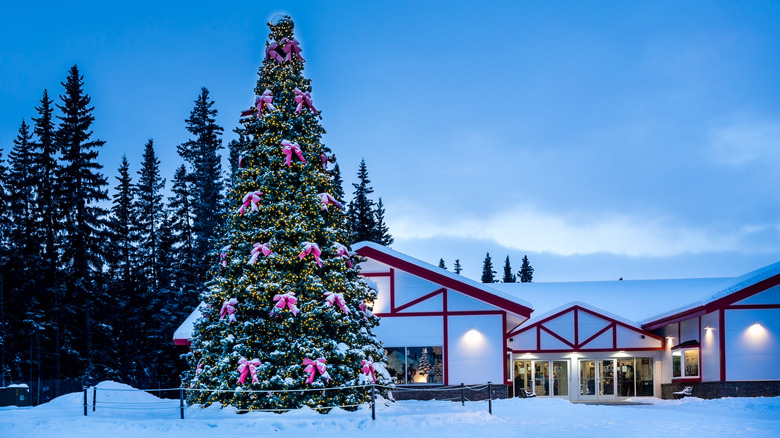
178, 88, 225, 283
502, 256, 516, 283
518, 255, 534, 283
453, 259, 462, 275
55, 65, 113, 380
481, 252, 496, 283
186, 16, 390, 410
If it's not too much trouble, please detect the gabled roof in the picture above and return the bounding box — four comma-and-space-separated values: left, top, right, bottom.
642, 260, 780, 330
173, 302, 206, 345
491, 277, 732, 325
353, 241, 533, 318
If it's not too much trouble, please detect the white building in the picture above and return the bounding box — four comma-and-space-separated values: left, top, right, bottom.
174, 242, 780, 400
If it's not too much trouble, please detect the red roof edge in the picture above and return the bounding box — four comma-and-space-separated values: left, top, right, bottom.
355, 245, 532, 318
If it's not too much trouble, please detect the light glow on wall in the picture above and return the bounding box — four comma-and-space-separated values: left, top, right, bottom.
463, 327, 485, 347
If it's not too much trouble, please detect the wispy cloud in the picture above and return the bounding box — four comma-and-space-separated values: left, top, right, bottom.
708, 121, 780, 166
391, 206, 774, 257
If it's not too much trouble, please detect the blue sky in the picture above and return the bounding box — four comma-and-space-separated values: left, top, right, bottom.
2, 1, 780, 282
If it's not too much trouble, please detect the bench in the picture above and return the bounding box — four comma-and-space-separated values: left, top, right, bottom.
519, 388, 537, 398
672, 386, 693, 399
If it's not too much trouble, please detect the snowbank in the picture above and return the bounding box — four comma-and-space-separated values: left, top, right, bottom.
1, 382, 779, 438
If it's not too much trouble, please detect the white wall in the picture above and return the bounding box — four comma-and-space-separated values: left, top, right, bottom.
374, 316, 443, 348
701, 312, 720, 382
725, 309, 780, 381
447, 314, 504, 384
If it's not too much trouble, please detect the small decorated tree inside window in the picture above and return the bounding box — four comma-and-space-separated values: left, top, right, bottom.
185, 16, 391, 411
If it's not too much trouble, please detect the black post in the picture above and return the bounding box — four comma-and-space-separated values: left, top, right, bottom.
371, 384, 376, 421
83, 387, 87, 416
92, 387, 96, 411
179, 388, 185, 419
461, 383, 465, 406
488, 381, 492, 415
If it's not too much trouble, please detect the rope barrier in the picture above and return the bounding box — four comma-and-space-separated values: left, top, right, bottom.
81, 381, 498, 420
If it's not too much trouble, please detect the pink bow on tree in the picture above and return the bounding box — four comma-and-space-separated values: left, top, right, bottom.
318, 193, 344, 211
333, 242, 353, 268
324, 291, 350, 314
281, 140, 306, 166
361, 358, 377, 383
238, 151, 247, 169
271, 292, 300, 316
320, 153, 329, 170
359, 302, 372, 320
282, 37, 303, 61
220, 298, 238, 322
257, 90, 276, 113
220, 244, 232, 267
293, 88, 318, 114
265, 41, 285, 63
248, 242, 273, 265
196, 362, 204, 374
298, 242, 322, 267
238, 191, 263, 215
236, 357, 262, 385
303, 357, 330, 384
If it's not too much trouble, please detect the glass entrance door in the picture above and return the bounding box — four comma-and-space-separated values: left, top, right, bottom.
512, 360, 532, 397
579, 359, 617, 400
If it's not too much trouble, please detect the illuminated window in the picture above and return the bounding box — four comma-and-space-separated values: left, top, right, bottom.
671, 341, 700, 379
385, 346, 443, 384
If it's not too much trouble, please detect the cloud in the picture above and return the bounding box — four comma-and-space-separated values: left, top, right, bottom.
708, 121, 780, 166
390, 206, 773, 257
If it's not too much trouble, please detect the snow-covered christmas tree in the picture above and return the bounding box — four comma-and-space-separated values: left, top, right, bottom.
185, 16, 391, 411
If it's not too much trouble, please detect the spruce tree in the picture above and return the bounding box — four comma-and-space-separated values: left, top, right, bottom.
179, 88, 225, 283
135, 139, 165, 290
519, 255, 534, 283
55, 65, 111, 379
374, 198, 393, 246
502, 256, 516, 283
347, 159, 377, 243
32, 90, 60, 283
168, 164, 196, 295
453, 259, 462, 275
481, 252, 496, 283
7, 120, 38, 262
186, 17, 390, 411
438, 259, 447, 270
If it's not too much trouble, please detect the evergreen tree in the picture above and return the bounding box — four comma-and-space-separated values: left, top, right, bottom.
187, 17, 390, 410
330, 163, 345, 209
31, 89, 66, 386
135, 139, 165, 290
519, 255, 534, 283
347, 159, 377, 243
0, 149, 10, 384
178, 87, 225, 283
502, 256, 516, 283
7, 120, 38, 262
438, 259, 447, 270
453, 259, 462, 275
481, 252, 496, 283
374, 198, 393, 246
168, 165, 197, 300
55, 65, 112, 379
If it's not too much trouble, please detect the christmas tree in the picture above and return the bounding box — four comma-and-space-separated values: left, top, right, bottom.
185, 16, 390, 411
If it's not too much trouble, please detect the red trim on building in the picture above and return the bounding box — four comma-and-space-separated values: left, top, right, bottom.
727, 304, 780, 310
574, 308, 579, 346
389, 268, 396, 312
719, 308, 726, 382
173, 339, 191, 346
671, 377, 703, 384
643, 272, 780, 331
394, 288, 445, 312
443, 289, 449, 385
539, 324, 575, 349
375, 310, 504, 318
355, 245, 532, 318
502, 311, 508, 383
510, 347, 663, 354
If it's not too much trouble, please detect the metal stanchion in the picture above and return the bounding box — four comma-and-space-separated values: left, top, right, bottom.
83, 387, 87, 416
488, 382, 492, 415
371, 384, 376, 421
93, 387, 97, 411
179, 388, 185, 419
461, 383, 465, 406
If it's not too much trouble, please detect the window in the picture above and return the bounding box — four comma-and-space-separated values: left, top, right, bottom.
385, 346, 443, 384
672, 348, 699, 378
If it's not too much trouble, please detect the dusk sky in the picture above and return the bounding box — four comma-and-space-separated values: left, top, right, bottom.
2, 1, 779, 282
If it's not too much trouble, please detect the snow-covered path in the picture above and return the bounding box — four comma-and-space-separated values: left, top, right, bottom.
1, 382, 778, 437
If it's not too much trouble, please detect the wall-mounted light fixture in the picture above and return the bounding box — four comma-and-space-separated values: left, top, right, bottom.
704, 325, 713, 331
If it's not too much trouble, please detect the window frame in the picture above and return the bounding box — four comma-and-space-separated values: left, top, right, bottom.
385, 346, 444, 385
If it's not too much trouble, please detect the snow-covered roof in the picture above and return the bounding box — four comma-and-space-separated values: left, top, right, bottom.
518, 300, 649, 329
641, 260, 780, 327
491, 277, 734, 325
353, 241, 534, 312
173, 302, 206, 343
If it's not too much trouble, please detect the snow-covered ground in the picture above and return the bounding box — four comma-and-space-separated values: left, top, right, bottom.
1, 381, 779, 437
